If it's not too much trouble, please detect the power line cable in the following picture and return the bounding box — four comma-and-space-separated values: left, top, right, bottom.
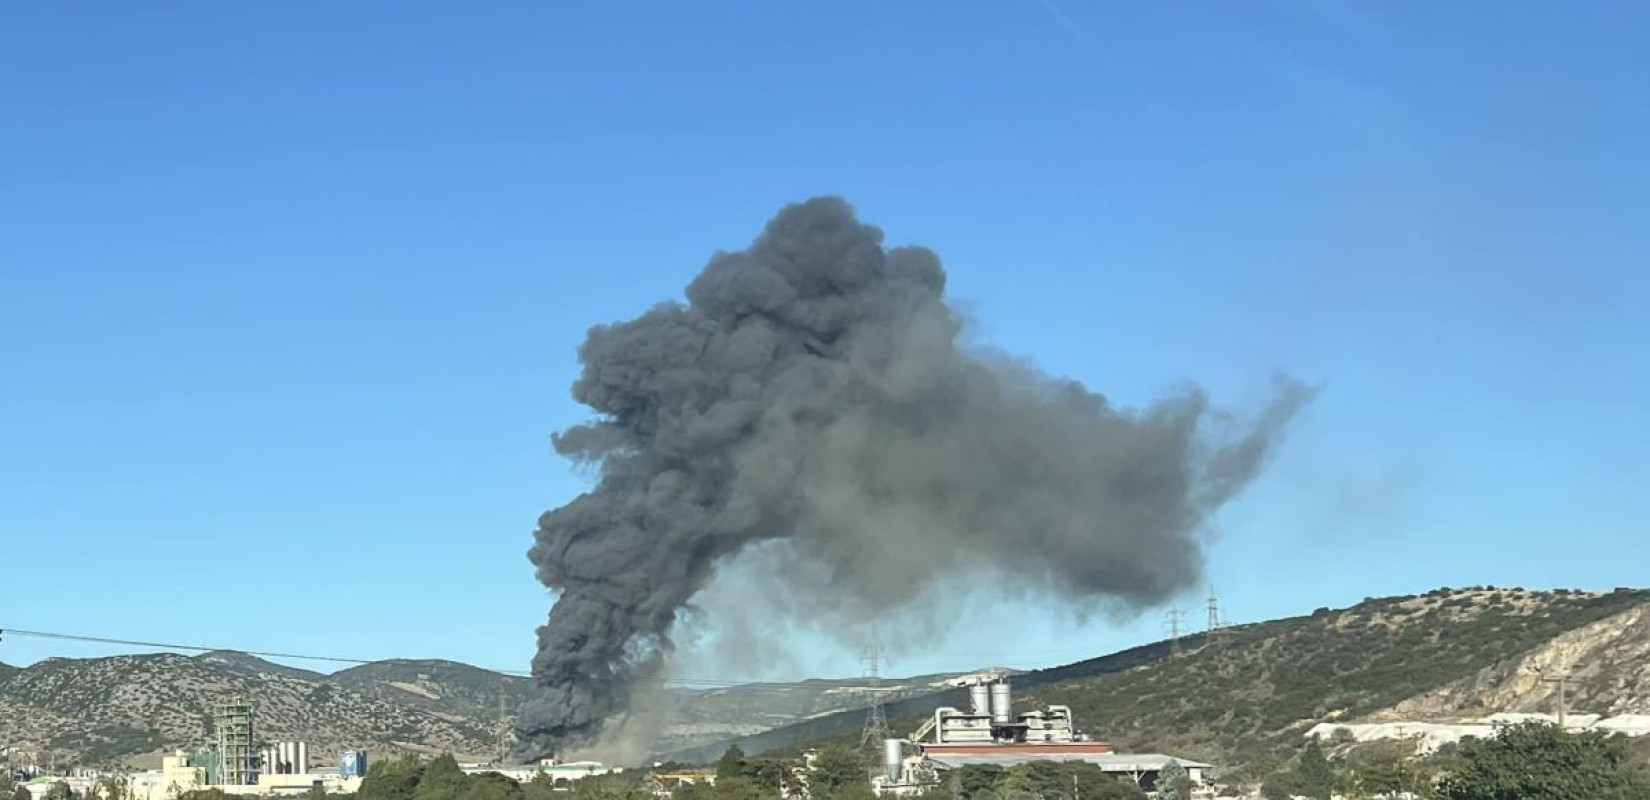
0, 627, 792, 688
1, 626, 1016, 690
0, 625, 1155, 690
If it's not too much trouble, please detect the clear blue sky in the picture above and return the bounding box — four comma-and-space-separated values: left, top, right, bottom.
2, 2, 1646, 681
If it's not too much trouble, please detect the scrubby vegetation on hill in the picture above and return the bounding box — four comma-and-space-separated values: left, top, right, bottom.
1027, 587, 1650, 775
760, 588, 1650, 782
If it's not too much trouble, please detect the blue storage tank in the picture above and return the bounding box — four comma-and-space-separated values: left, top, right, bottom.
340, 750, 368, 778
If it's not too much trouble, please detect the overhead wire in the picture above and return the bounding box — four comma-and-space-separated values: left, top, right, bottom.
0, 626, 1039, 689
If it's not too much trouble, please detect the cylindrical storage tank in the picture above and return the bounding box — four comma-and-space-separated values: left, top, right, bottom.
297, 742, 308, 773
340, 749, 368, 778
969, 684, 991, 716
989, 681, 1013, 725
882, 739, 903, 784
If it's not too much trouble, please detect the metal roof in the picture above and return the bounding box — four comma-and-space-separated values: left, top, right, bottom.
926, 752, 1211, 771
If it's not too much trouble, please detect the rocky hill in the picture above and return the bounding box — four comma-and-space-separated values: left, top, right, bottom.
0, 650, 968, 768
678, 587, 1650, 779
0, 652, 504, 767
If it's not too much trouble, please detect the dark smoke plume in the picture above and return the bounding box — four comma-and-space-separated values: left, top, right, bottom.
518, 197, 1312, 758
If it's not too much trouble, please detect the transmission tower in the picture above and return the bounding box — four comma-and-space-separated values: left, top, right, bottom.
1164, 606, 1185, 658
858, 639, 891, 751
1537, 667, 1576, 728
1206, 587, 1227, 645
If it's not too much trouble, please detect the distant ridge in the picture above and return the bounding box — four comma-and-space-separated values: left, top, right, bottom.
0, 651, 970, 767
6, 587, 1647, 775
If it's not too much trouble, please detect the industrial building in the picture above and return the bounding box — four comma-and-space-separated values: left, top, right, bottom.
262, 742, 311, 776
872, 678, 1211, 795
127, 749, 369, 800
461, 760, 623, 784
212, 701, 257, 786
119, 701, 370, 799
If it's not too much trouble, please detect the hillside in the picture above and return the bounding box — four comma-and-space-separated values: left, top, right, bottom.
329, 659, 536, 723
0, 652, 503, 767
0, 650, 965, 767
9, 587, 1648, 772
662, 672, 1004, 752
680, 587, 1650, 779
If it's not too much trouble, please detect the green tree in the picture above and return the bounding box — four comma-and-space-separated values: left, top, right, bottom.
1157, 760, 1191, 800
360, 756, 426, 800
44, 783, 71, 800
1080, 780, 1146, 800
670, 783, 716, 800
1295, 739, 1336, 800
98, 778, 130, 800
1437, 721, 1650, 800
567, 772, 649, 800
809, 747, 869, 800
414, 755, 470, 800
460, 773, 523, 800
998, 765, 1033, 800
11, 785, 27, 800
955, 765, 1004, 800
1343, 740, 1426, 798
708, 777, 763, 800
523, 773, 558, 800
174, 791, 228, 800
745, 759, 800, 797
1257, 782, 1292, 800
716, 746, 748, 782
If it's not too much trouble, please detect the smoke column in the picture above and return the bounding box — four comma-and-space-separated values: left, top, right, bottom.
518, 197, 1312, 758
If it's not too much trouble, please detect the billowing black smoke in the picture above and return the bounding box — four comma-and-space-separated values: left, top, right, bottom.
518, 197, 1311, 758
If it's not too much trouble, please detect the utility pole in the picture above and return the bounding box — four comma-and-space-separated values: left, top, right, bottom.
858, 638, 891, 751
1164, 607, 1185, 658
497, 690, 510, 765
1539, 668, 1573, 728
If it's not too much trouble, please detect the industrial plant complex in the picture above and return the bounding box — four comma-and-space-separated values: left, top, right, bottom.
6, 678, 1209, 799
872, 678, 1209, 795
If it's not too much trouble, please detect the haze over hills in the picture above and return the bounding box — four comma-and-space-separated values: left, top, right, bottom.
5, 587, 1650, 774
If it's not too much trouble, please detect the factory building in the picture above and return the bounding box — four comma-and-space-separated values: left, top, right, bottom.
462, 761, 622, 782
128, 750, 367, 799
212, 701, 257, 786
873, 678, 1211, 795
